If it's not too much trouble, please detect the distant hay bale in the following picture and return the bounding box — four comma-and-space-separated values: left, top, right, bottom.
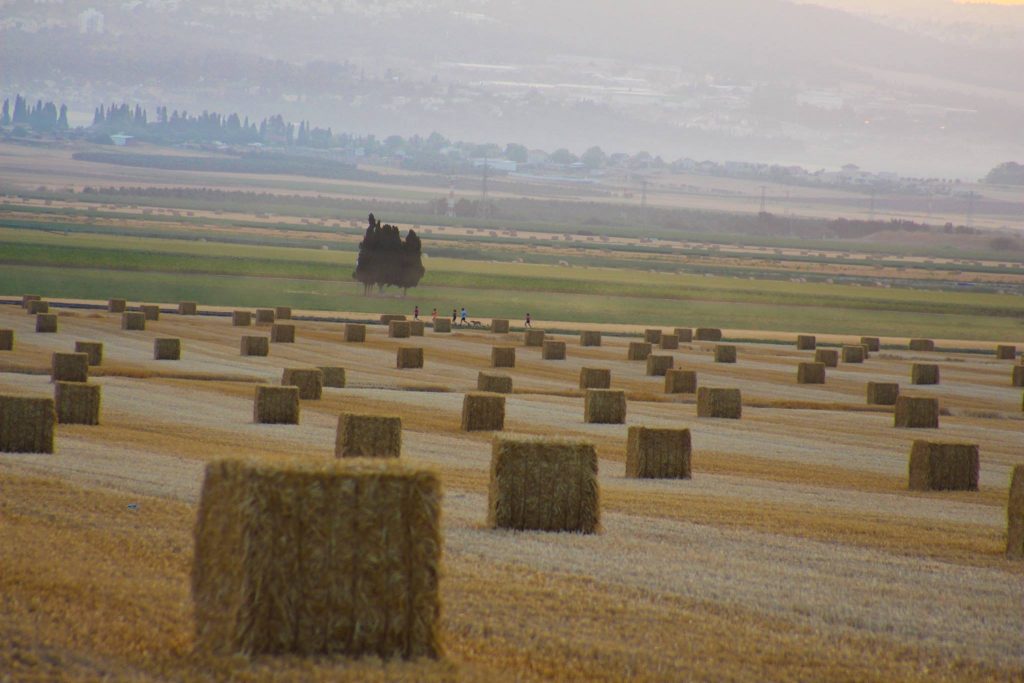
0, 329, 12, 351
674, 328, 693, 342
714, 345, 737, 363
524, 329, 545, 346
178, 301, 198, 315
867, 381, 900, 405
626, 426, 691, 479
797, 362, 826, 384
491, 319, 510, 334
695, 328, 722, 341
1008, 465, 1024, 559
271, 324, 295, 343
21, 294, 41, 309
335, 414, 402, 457
492, 346, 516, 368
478, 372, 513, 393
380, 314, 406, 324
908, 440, 979, 491
282, 368, 324, 400
107, 298, 127, 313
911, 363, 940, 385
697, 387, 741, 419
580, 330, 602, 347
432, 318, 451, 333
861, 336, 881, 352
51, 352, 89, 382
55, 381, 100, 425
255, 308, 276, 324
0, 396, 55, 453
894, 396, 939, 428
462, 392, 506, 431
996, 345, 1017, 360
140, 305, 160, 321
584, 389, 626, 424
274, 306, 292, 320
860, 344, 871, 360
319, 367, 346, 388
909, 338, 935, 352
388, 321, 411, 338
796, 335, 816, 350
154, 338, 182, 361
814, 349, 839, 368
191, 458, 441, 658
627, 341, 652, 361
397, 347, 424, 369
253, 386, 300, 424
35, 314, 58, 333
232, 311, 252, 327
542, 340, 566, 360
646, 354, 674, 376
644, 329, 662, 344
240, 336, 269, 357
579, 367, 611, 390
841, 345, 865, 363
344, 323, 366, 342
665, 369, 698, 394
27, 300, 49, 315
121, 312, 146, 331
658, 334, 680, 351
1012, 366, 1024, 388
487, 436, 599, 533
409, 320, 425, 336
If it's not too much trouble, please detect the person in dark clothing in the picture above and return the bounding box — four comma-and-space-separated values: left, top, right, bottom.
525, 312, 532, 328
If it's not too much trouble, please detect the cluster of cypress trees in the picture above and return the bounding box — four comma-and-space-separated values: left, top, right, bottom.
353, 214, 426, 295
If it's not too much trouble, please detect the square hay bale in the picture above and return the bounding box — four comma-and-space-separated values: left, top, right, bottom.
478, 372, 513, 394
665, 369, 698, 394
191, 458, 441, 658
462, 393, 506, 431
579, 367, 611, 390
996, 345, 1017, 360
27, 300, 49, 315
492, 346, 516, 368
320, 367, 346, 388
0, 396, 55, 453
409, 320, 425, 336
178, 301, 198, 315
253, 386, 300, 424
107, 298, 127, 313
861, 336, 881, 352
432, 318, 451, 333
909, 338, 935, 352
232, 311, 252, 327
271, 324, 295, 343
380, 314, 406, 324
908, 440, 979, 491
335, 414, 402, 457
911, 363, 940, 385
860, 344, 871, 360
524, 329, 546, 347
140, 305, 160, 321
491, 319, 510, 334
51, 352, 89, 382
1008, 465, 1024, 559
580, 330, 602, 347
584, 389, 626, 424
0, 329, 12, 351
240, 336, 269, 357
486, 436, 599, 533
796, 335, 816, 350
814, 348, 839, 368
867, 382, 900, 405
674, 328, 693, 342
122, 312, 146, 330
35, 314, 58, 333
644, 329, 662, 344
21, 294, 41, 308
1012, 366, 1024, 388
55, 381, 100, 425
894, 396, 939, 428
695, 328, 722, 341
697, 387, 741, 419
714, 345, 737, 363
154, 338, 182, 361
646, 354, 674, 376
344, 323, 366, 342
92, 338, 121, 363
542, 340, 566, 360
797, 362, 826, 384
626, 426, 691, 479
660, 334, 680, 350
255, 308, 276, 324
274, 306, 292, 320
397, 347, 424, 369
627, 342, 652, 361
282, 368, 324, 400
841, 345, 865, 363
389, 320, 411, 338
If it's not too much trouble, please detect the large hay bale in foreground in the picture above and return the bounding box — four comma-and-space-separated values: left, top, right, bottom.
644, 329, 662, 344
255, 308, 276, 324
274, 306, 292, 320
21, 294, 41, 309
797, 362, 826, 384
695, 328, 722, 341
320, 367, 346, 388
344, 323, 366, 342
996, 345, 1017, 360
282, 368, 324, 400
894, 396, 938, 428
579, 367, 611, 390
1013, 366, 1024, 388
584, 389, 626, 424
75, 341, 103, 366
697, 387, 741, 419
524, 329, 545, 347
35, 314, 58, 333
335, 414, 402, 457
665, 369, 697, 394
1008, 466, 1024, 559
389, 320, 411, 338
271, 324, 295, 343
108, 298, 127, 313
232, 311, 252, 327
462, 393, 505, 431
659, 334, 680, 350
397, 347, 424, 369
432, 318, 451, 333
122, 312, 145, 331
51, 352, 89, 382
626, 426, 691, 479
861, 336, 881, 352
0, 329, 12, 351
491, 319, 510, 334
140, 305, 160, 321
492, 346, 516, 368
911, 363, 940, 385
178, 301, 198, 315
714, 345, 737, 363
542, 340, 566, 360
55, 381, 101, 425
487, 436, 599, 533
909, 338, 935, 352
191, 458, 441, 658
409, 320, 425, 336
841, 345, 865, 363
814, 348, 838, 368
796, 335, 816, 350
908, 440, 979, 491
240, 336, 269, 357
478, 372, 513, 394
580, 330, 602, 347
646, 354, 674, 376
27, 300, 49, 315
867, 382, 900, 405
0, 396, 55, 453
253, 386, 299, 424
674, 328, 693, 343
627, 342, 652, 361
154, 338, 182, 361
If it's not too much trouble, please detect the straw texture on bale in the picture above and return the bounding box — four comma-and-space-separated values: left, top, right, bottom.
389, 321, 412, 338
695, 328, 722, 341
579, 367, 611, 390
580, 330, 602, 347
0, 329, 12, 351
659, 334, 680, 350
319, 367, 346, 388
0, 396, 55, 453
584, 389, 626, 424
178, 301, 198, 315
27, 300, 49, 315
492, 346, 516, 368
909, 338, 935, 352
274, 306, 292, 320
665, 369, 698, 394
697, 387, 742, 419
107, 298, 126, 313
674, 328, 693, 343
861, 337, 881, 352
432, 318, 451, 333
894, 396, 939, 428
1007, 465, 1024, 559
478, 372, 513, 394
335, 414, 402, 458
35, 314, 57, 333
996, 345, 1017, 360
814, 348, 839, 368
867, 382, 900, 405
797, 362, 826, 384
232, 311, 252, 327
344, 323, 366, 342
911, 363, 940, 385
714, 345, 737, 364
841, 345, 865, 363
191, 458, 442, 658
21, 294, 41, 308
255, 308, 276, 324
487, 436, 599, 534
796, 335, 816, 350
627, 342, 652, 361
75, 344, 104, 368
55, 381, 100, 425
908, 441, 979, 491
397, 347, 424, 369
253, 386, 300, 424
140, 305, 160, 321
626, 426, 692, 479
271, 324, 295, 343
1012, 366, 1024, 388
491, 319, 510, 334
122, 312, 146, 330
154, 338, 181, 361
524, 330, 545, 347
461, 393, 506, 432
409, 320, 425, 336
380, 314, 406, 324
644, 329, 662, 344
646, 354, 674, 376
240, 336, 269, 357
281, 368, 324, 400
51, 352, 89, 383
542, 340, 567, 360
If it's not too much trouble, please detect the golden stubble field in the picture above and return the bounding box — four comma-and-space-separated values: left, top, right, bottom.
1, 302, 1022, 682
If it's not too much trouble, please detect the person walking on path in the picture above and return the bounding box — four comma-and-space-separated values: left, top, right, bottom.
452, 308, 458, 324
525, 312, 532, 328
431, 308, 438, 321
414, 305, 419, 320
460, 307, 468, 326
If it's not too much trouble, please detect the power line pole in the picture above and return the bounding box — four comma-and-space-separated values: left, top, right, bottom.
480, 156, 489, 219
759, 185, 767, 214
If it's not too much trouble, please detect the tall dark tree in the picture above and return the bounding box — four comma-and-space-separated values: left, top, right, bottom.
57, 104, 68, 129
353, 213, 427, 295
1, 99, 9, 126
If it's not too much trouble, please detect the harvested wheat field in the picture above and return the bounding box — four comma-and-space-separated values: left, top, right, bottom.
1, 300, 1023, 682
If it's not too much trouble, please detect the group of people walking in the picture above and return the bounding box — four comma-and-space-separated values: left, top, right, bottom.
410, 305, 532, 328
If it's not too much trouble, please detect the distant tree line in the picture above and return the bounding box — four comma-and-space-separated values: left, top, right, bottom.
353, 214, 425, 295
1, 95, 68, 131
985, 162, 1024, 186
